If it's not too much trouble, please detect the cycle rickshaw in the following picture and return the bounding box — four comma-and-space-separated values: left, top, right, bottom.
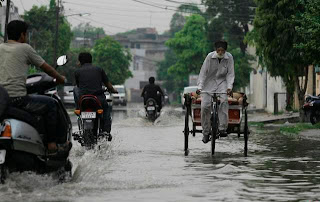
183, 91, 249, 156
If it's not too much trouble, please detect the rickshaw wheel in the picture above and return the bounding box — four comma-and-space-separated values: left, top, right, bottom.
244, 109, 248, 157
211, 106, 218, 156
192, 123, 196, 137
184, 103, 190, 156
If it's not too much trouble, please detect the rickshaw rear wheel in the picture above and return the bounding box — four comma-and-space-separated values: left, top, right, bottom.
184, 103, 190, 156
244, 109, 248, 157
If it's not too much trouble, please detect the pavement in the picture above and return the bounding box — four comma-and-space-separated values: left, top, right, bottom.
248, 110, 300, 124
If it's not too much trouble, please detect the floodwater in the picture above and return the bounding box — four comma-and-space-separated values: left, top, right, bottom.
1, 104, 320, 201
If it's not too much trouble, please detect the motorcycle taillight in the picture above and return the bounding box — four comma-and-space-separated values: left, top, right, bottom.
1, 123, 11, 138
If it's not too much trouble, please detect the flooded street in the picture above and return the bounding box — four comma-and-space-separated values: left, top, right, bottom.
2, 104, 320, 201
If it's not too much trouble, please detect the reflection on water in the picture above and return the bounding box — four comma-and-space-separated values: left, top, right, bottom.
2, 105, 320, 201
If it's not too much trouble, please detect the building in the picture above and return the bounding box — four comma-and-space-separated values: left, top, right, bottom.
246, 45, 287, 113
113, 28, 169, 102
0, 5, 21, 36
71, 37, 93, 49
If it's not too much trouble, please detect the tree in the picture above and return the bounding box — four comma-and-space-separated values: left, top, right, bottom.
58, 47, 91, 84
92, 36, 132, 84
166, 14, 210, 89
248, 0, 308, 116
202, 0, 255, 53
157, 49, 181, 93
72, 23, 105, 42
229, 48, 254, 90
294, 0, 320, 65
23, 0, 73, 65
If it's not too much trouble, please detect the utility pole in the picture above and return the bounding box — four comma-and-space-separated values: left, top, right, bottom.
4, 0, 11, 42
53, 0, 60, 66
54, 0, 64, 103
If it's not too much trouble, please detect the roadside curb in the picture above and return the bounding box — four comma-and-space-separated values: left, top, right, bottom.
249, 112, 300, 124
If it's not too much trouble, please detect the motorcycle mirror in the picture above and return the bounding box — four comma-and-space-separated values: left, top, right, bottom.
56, 55, 68, 66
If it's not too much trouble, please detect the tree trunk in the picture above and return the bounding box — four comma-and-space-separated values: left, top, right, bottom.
295, 66, 309, 122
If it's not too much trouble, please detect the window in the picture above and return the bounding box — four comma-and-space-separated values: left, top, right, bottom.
130, 43, 135, 48
136, 43, 140, 49
134, 62, 139, 70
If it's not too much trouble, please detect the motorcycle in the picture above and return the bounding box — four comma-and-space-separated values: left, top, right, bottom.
0, 55, 72, 184
303, 94, 320, 125
72, 89, 112, 149
145, 98, 160, 121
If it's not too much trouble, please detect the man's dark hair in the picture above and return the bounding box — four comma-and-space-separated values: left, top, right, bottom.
78, 52, 92, 65
7, 20, 29, 41
214, 40, 228, 50
149, 77, 155, 84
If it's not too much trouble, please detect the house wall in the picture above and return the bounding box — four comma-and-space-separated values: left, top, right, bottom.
246, 45, 287, 113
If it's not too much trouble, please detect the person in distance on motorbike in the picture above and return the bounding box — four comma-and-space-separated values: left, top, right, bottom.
73, 52, 118, 138
196, 40, 235, 143
0, 20, 69, 154
141, 77, 164, 112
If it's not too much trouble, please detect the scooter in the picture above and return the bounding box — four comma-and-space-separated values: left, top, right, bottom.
303, 94, 320, 125
72, 89, 112, 149
145, 98, 160, 121
0, 55, 72, 184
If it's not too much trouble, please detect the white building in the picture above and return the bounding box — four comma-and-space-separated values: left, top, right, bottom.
246, 45, 287, 113
0, 5, 21, 36
113, 28, 169, 102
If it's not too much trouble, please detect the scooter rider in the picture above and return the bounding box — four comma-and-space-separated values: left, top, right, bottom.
0, 20, 68, 154
73, 52, 118, 137
141, 77, 164, 112
196, 40, 235, 143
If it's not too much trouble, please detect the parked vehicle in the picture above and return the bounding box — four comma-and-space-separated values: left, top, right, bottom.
0, 56, 72, 183
181, 86, 198, 109
303, 94, 320, 124
113, 85, 127, 106
104, 91, 113, 107
73, 90, 112, 149
63, 84, 75, 105
145, 98, 159, 121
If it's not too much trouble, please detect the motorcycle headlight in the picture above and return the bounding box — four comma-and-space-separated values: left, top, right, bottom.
148, 101, 154, 105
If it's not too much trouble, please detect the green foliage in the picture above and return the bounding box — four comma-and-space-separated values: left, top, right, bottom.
203, 0, 255, 53
92, 36, 132, 84
280, 123, 320, 135
294, 0, 320, 65
166, 14, 210, 84
116, 29, 138, 37
60, 47, 91, 84
229, 48, 254, 90
169, 13, 186, 37
248, 122, 264, 129
23, 0, 73, 65
72, 23, 105, 41
28, 66, 40, 75
248, 0, 310, 109
157, 49, 186, 93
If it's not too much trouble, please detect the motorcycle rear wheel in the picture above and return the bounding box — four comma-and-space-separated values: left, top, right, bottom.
310, 112, 320, 125
0, 164, 8, 184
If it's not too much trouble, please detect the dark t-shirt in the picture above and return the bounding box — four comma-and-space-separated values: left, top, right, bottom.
75, 63, 109, 95
141, 83, 164, 99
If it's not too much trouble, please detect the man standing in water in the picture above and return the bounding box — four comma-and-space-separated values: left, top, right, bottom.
197, 40, 235, 143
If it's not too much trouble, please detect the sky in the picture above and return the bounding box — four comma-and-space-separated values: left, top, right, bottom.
10, 0, 203, 35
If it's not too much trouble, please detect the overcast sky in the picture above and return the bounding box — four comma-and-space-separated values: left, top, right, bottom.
10, 0, 203, 35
